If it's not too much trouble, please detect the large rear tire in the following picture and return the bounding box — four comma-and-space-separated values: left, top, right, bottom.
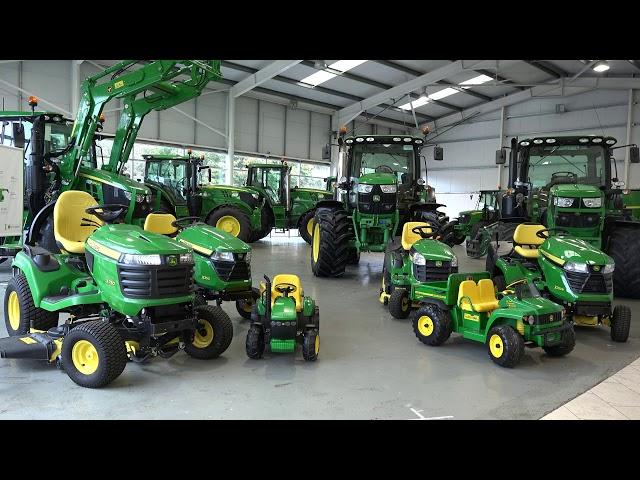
607, 226, 640, 299
4, 275, 58, 335
441, 220, 466, 246
310, 208, 352, 277
207, 206, 253, 243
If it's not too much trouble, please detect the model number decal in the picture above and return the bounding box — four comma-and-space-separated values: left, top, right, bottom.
105, 279, 116, 286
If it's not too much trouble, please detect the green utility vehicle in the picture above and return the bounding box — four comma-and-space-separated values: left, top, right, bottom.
311, 133, 447, 277
246, 273, 320, 361
244, 161, 333, 243
0, 191, 233, 388
409, 272, 574, 367
141, 153, 265, 242
492, 135, 640, 297
380, 221, 458, 319
486, 223, 631, 342
142, 213, 259, 319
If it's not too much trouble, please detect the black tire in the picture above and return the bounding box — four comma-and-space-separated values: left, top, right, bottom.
310, 208, 352, 277
543, 325, 576, 356
246, 324, 265, 359
33, 214, 60, 254
346, 248, 360, 265
441, 220, 466, 246
250, 207, 274, 242
412, 304, 451, 346
302, 328, 320, 361
184, 305, 233, 359
486, 325, 524, 368
298, 210, 316, 245
389, 289, 411, 319
159, 199, 175, 215
194, 293, 207, 307
236, 287, 260, 320
4, 274, 58, 335
61, 320, 127, 388
207, 206, 253, 243
469, 220, 489, 244
610, 305, 631, 342
493, 275, 506, 293
607, 227, 640, 299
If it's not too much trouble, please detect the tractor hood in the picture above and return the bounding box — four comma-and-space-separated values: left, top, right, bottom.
550, 184, 602, 198
359, 172, 396, 185
503, 295, 563, 315
539, 236, 613, 267
201, 184, 261, 197
88, 224, 190, 256
294, 187, 333, 198
176, 224, 250, 256
78, 167, 151, 196
412, 239, 457, 262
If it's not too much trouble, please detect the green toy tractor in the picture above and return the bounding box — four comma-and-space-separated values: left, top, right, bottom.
246, 274, 320, 361
409, 272, 574, 367
0, 190, 233, 388
380, 221, 458, 319
485, 223, 631, 342
142, 213, 259, 319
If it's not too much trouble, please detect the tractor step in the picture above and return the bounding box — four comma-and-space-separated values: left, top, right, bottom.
0, 332, 58, 361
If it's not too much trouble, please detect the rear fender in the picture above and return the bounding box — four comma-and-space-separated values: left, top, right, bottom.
25, 201, 56, 246
12, 252, 77, 307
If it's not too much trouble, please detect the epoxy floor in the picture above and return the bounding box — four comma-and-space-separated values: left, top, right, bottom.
1, 233, 639, 419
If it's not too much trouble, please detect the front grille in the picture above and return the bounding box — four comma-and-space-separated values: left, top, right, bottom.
118, 263, 194, 298
413, 261, 458, 282
358, 185, 396, 214
458, 214, 470, 224
211, 254, 251, 282
535, 311, 563, 325
566, 270, 612, 294
555, 211, 600, 228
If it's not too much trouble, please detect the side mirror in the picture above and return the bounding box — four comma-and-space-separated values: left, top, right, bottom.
495, 148, 506, 165
12, 123, 25, 149
433, 146, 443, 161
208, 169, 212, 183
630, 145, 640, 164
322, 144, 331, 160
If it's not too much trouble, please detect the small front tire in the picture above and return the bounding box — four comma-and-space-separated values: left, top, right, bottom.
412, 305, 451, 346
302, 328, 319, 362
543, 324, 576, 357
486, 325, 524, 368
389, 288, 411, 319
184, 306, 233, 359
235, 287, 260, 320
246, 324, 265, 359
610, 305, 631, 343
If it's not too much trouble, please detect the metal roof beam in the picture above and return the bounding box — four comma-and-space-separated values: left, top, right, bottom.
230, 60, 302, 97
523, 60, 568, 79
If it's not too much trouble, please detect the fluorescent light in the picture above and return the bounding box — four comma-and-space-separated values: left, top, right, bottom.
593, 61, 610, 73
299, 60, 368, 87
398, 95, 429, 110
329, 60, 367, 72
428, 87, 458, 101
460, 74, 492, 86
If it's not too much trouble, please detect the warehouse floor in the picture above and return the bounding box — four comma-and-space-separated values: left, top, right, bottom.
1, 234, 639, 419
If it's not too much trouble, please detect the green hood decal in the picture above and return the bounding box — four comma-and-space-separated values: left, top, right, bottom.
359, 172, 396, 185
90, 224, 189, 256
550, 184, 602, 198
176, 224, 250, 255
412, 239, 457, 262
540, 236, 612, 266
510, 296, 564, 314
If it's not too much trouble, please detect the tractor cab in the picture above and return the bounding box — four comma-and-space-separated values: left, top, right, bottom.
246, 162, 291, 211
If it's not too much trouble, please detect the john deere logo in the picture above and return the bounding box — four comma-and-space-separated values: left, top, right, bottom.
435, 260, 443, 267
373, 195, 381, 202
168, 256, 178, 266
593, 265, 601, 272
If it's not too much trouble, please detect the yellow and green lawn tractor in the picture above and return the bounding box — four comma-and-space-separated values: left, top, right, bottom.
0, 191, 233, 388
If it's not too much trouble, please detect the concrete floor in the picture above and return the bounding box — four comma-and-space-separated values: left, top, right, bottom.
1, 233, 639, 419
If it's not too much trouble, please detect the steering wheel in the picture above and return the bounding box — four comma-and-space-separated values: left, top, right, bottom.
535, 227, 571, 239
171, 216, 203, 229
552, 171, 577, 180
412, 224, 440, 239
375, 165, 394, 174
274, 283, 297, 297
85, 204, 128, 223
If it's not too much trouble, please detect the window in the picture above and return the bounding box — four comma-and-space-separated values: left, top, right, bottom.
526, 145, 606, 189
351, 143, 415, 184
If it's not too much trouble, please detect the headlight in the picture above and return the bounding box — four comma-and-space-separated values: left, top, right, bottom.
136, 194, 145, 203
357, 184, 374, 194
564, 262, 589, 273
120, 254, 161, 265
212, 251, 234, 262
603, 263, 615, 274
553, 197, 574, 208
410, 251, 426, 266
245, 251, 251, 264
450, 256, 458, 268
123, 191, 132, 201
179, 253, 193, 264
525, 315, 535, 325
380, 185, 397, 194
583, 197, 602, 208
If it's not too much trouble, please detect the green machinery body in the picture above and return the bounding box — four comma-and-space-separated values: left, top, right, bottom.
444, 189, 501, 254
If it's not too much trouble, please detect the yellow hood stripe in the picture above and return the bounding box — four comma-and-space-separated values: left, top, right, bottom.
178, 239, 213, 256
541, 249, 565, 266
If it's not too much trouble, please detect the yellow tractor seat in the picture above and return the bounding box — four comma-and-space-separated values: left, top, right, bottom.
401, 221, 432, 250
272, 273, 303, 312
458, 279, 499, 313
53, 190, 103, 254
144, 213, 178, 235
513, 224, 545, 259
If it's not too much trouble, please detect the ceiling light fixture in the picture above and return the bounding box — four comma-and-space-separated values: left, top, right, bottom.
592, 61, 610, 73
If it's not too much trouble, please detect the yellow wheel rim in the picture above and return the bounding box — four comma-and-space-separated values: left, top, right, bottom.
7, 291, 20, 331
71, 340, 99, 375
401, 296, 409, 312
216, 216, 241, 237
417, 315, 434, 337
192, 319, 214, 349
489, 334, 504, 358
306, 218, 315, 237
242, 299, 254, 312
314, 334, 320, 355
312, 223, 320, 262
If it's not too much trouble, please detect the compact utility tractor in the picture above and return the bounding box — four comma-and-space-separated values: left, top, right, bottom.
486, 223, 631, 342
0, 191, 233, 388
409, 272, 574, 367
142, 213, 259, 319
380, 221, 458, 319
246, 274, 319, 361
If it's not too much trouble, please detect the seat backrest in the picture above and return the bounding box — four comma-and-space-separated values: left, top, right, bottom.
401, 221, 431, 250
144, 213, 178, 235
478, 279, 498, 304
458, 280, 479, 311
272, 273, 303, 312
54, 190, 103, 254
513, 224, 545, 246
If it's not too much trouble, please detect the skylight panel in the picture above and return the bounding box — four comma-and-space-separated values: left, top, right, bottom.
398, 96, 429, 110
428, 87, 458, 101
459, 74, 492, 86
299, 60, 368, 87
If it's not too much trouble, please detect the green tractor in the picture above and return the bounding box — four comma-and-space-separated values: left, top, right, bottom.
409, 272, 574, 367
142, 213, 259, 319
0, 191, 233, 388
245, 273, 320, 361
492, 135, 640, 298
380, 221, 458, 319
324, 176, 337, 193
244, 161, 333, 244
486, 223, 631, 342
0, 188, 8, 202
311, 133, 447, 277
141, 153, 266, 243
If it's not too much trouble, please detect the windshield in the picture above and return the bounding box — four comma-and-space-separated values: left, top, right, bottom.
145, 160, 188, 201
524, 145, 607, 189
479, 192, 496, 210
44, 121, 73, 155
250, 167, 283, 204
351, 143, 415, 184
